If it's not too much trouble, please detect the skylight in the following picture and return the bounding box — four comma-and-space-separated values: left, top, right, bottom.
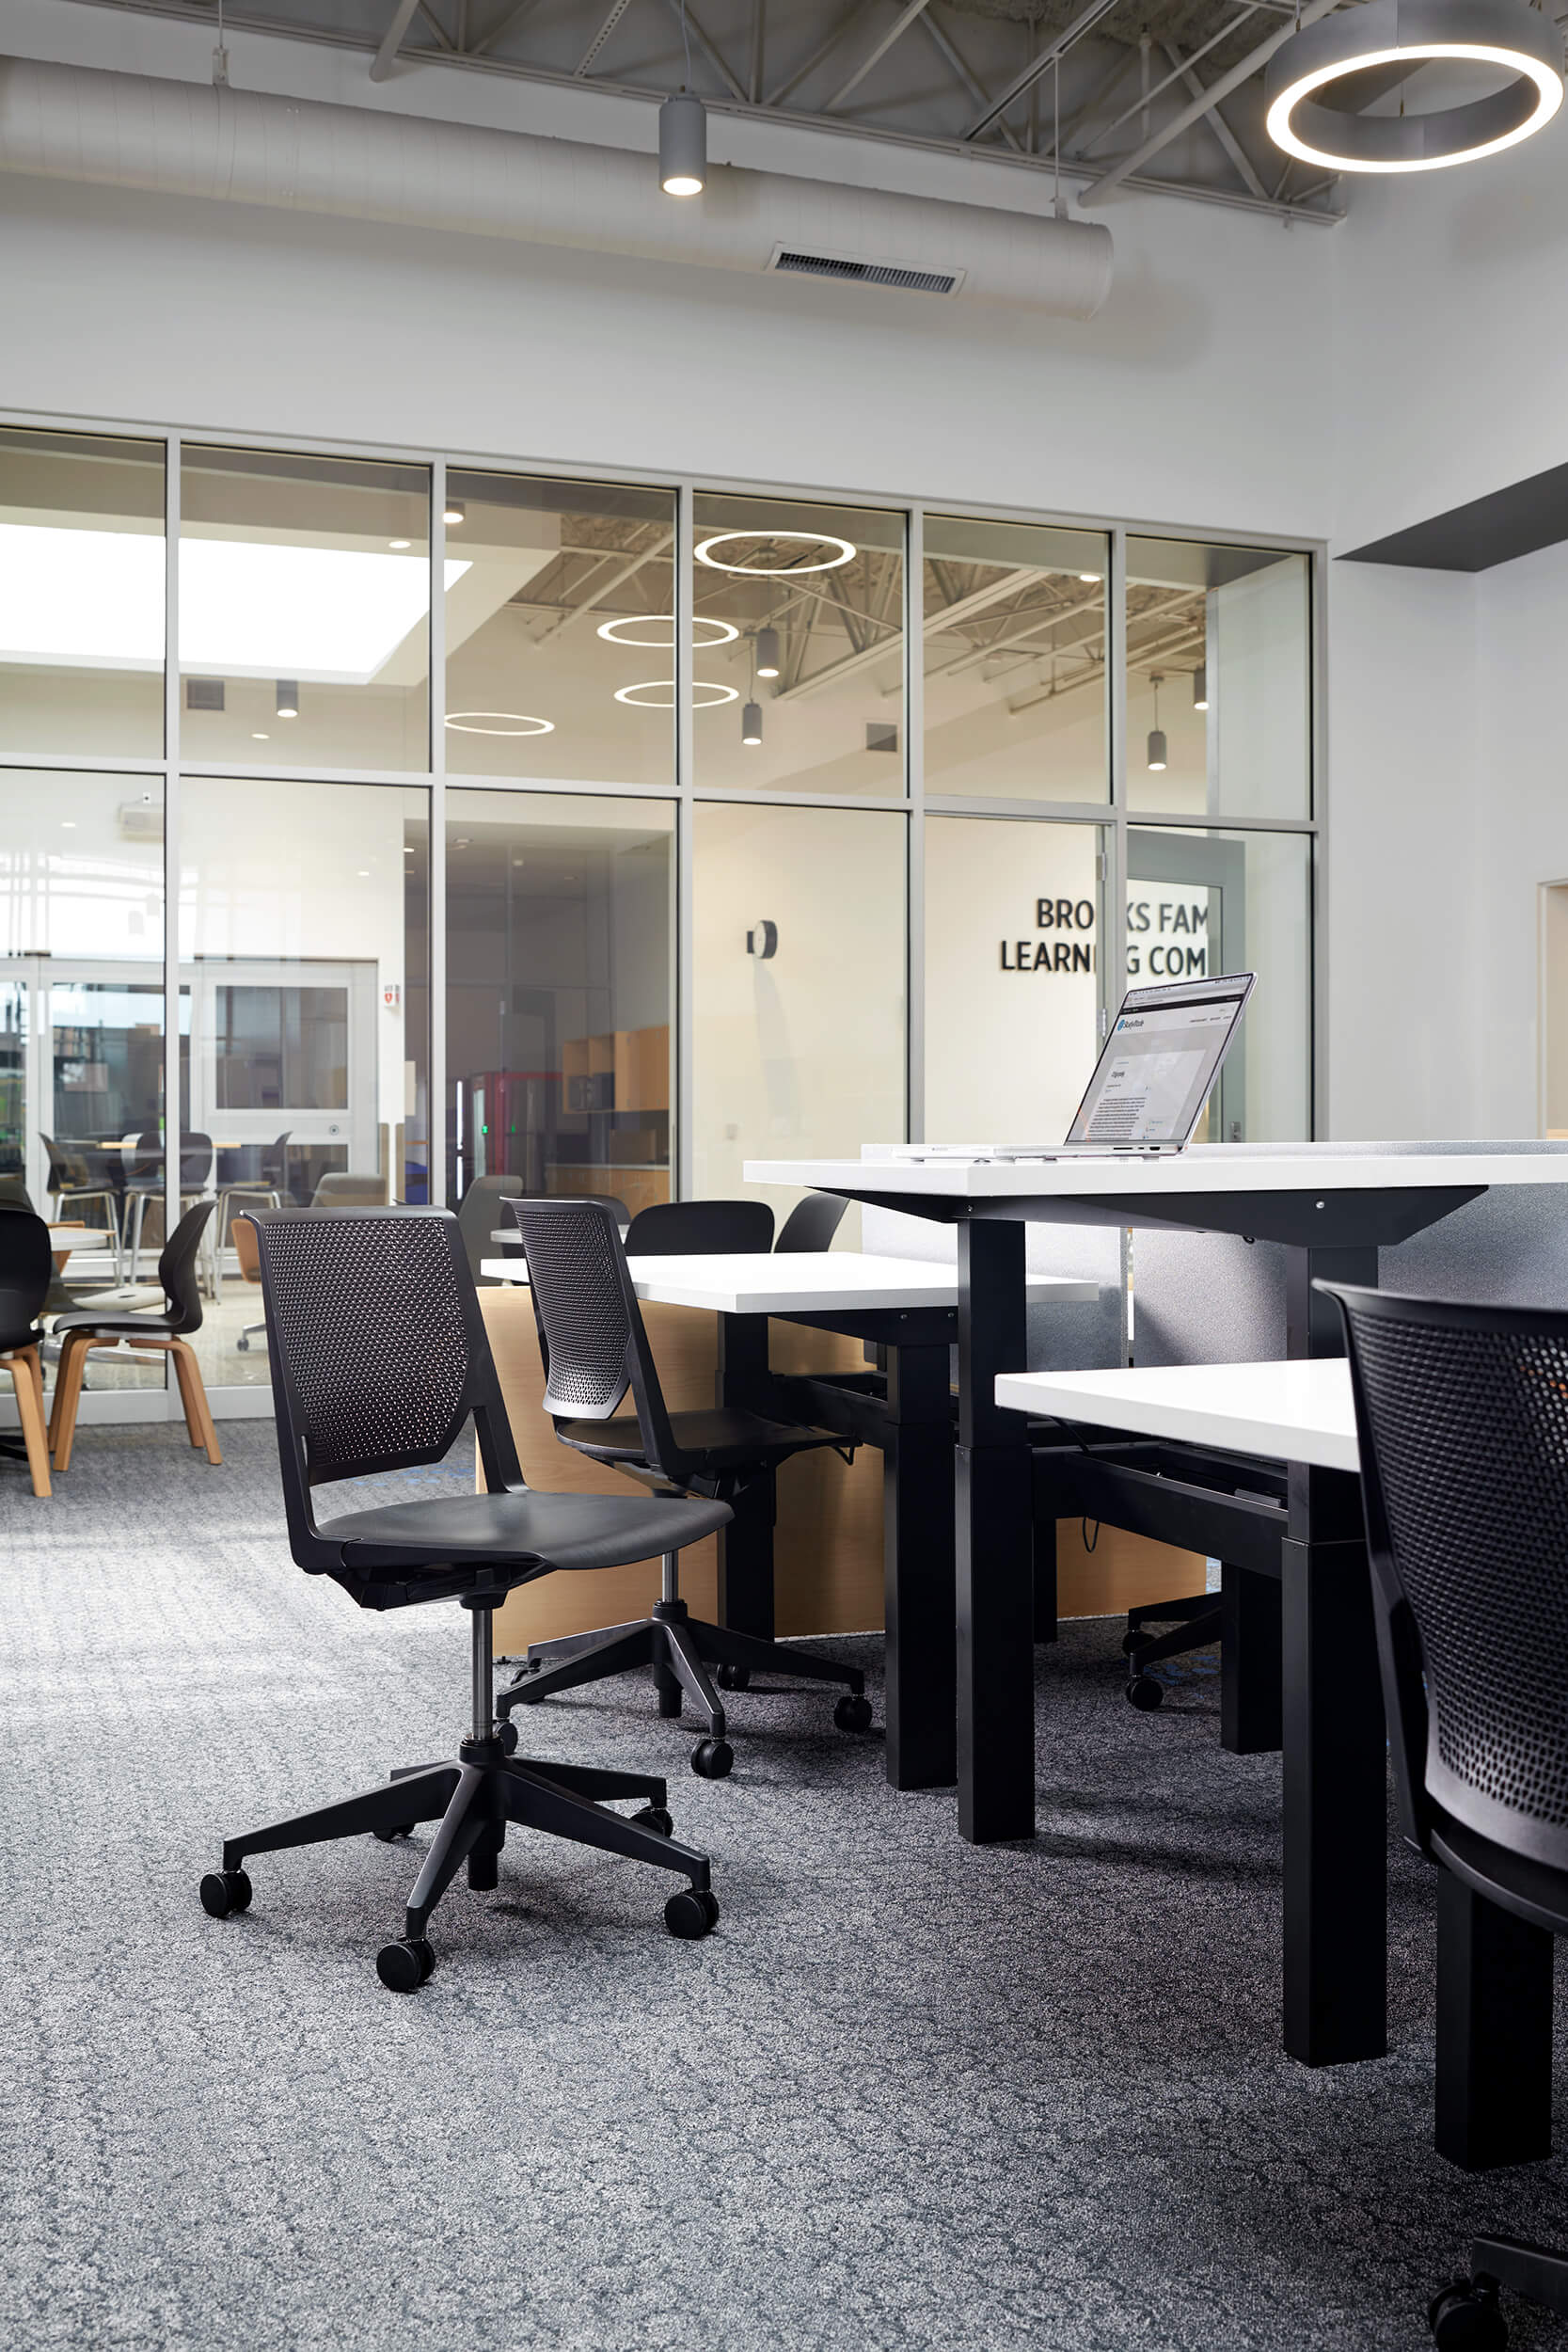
0, 525, 468, 682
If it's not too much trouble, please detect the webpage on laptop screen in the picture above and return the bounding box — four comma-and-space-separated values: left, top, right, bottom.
1069, 1001, 1237, 1145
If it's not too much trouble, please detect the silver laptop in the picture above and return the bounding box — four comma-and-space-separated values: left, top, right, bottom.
1014, 970, 1256, 1158
897, 972, 1256, 1164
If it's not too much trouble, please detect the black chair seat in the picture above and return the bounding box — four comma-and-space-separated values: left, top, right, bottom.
53, 1308, 177, 1340
320, 1486, 730, 1574
1431, 1810, 1568, 1940
558, 1406, 840, 1475
0, 1319, 41, 1357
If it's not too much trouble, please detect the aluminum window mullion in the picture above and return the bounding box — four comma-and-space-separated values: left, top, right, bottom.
163, 435, 182, 1263
675, 482, 695, 1201
1108, 525, 1129, 1028
905, 503, 924, 1145
429, 459, 448, 1207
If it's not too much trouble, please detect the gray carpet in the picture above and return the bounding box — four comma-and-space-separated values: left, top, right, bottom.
3, 1426, 1567, 2351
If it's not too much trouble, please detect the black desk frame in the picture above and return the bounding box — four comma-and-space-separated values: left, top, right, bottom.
808, 1178, 1485, 2071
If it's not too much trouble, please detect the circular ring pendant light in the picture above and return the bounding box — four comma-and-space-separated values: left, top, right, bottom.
445, 710, 555, 735
695, 531, 857, 574
1266, 0, 1563, 172
596, 614, 739, 647
613, 679, 739, 707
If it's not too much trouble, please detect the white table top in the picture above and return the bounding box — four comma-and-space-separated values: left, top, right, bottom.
480, 1249, 1099, 1315
47, 1225, 109, 1250
743, 1151, 1568, 1202
995, 1357, 1358, 1473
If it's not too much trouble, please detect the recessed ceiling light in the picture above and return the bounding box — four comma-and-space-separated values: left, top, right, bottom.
357, 868, 370, 876
444, 710, 555, 735
443, 501, 466, 526
388, 538, 412, 550
696, 531, 856, 575
596, 614, 738, 647
60, 819, 75, 829
512, 857, 527, 868
1079, 571, 1101, 583
614, 678, 739, 707
252, 731, 269, 739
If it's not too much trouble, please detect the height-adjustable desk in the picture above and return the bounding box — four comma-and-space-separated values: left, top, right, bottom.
744, 1147, 1568, 2066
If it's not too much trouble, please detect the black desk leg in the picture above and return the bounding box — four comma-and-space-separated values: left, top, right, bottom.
717, 1311, 775, 1640
883, 1341, 957, 1792
1281, 1466, 1387, 2067
956, 1218, 1035, 1845
1221, 1565, 1282, 1756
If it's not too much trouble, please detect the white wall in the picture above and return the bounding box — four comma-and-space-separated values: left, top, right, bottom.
0, 4, 1338, 541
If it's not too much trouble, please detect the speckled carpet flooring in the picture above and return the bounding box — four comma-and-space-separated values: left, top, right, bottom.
2, 1424, 1566, 2351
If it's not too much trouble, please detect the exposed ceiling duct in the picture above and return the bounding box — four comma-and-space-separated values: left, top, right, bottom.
0, 56, 1115, 321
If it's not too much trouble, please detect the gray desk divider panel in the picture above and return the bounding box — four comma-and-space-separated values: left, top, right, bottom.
1372, 1138, 1568, 1308
859, 1195, 1126, 1375
1130, 1226, 1289, 1369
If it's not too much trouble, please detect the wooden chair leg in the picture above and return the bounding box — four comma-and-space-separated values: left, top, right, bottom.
170, 1339, 222, 1466
50, 1335, 93, 1473
8, 1350, 52, 1498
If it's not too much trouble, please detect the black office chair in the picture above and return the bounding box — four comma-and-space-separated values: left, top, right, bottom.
499, 1197, 871, 1777
774, 1194, 847, 1253
49, 1200, 222, 1472
198, 1207, 727, 1992
1323, 1279, 1568, 2351
454, 1173, 523, 1288
623, 1199, 775, 1256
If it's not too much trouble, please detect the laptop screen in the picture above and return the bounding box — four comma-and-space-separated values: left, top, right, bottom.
1064, 972, 1257, 1148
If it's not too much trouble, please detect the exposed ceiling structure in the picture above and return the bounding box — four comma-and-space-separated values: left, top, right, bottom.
75, 0, 1355, 221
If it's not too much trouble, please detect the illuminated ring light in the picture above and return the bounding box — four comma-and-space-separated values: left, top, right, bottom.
596, 614, 739, 647
613, 679, 739, 708
445, 710, 555, 736
695, 530, 856, 575
1265, 0, 1562, 171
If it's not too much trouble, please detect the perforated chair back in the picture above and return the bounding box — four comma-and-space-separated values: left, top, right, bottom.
156, 1200, 216, 1335
775, 1194, 847, 1254
253, 1209, 522, 1561
0, 1209, 52, 1353
624, 1199, 774, 1256
1323, 1280, 1568, 1875
508, 1197, 679, 1473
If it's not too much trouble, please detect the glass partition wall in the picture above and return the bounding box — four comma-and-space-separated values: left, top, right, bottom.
0, 419, 1321, 1416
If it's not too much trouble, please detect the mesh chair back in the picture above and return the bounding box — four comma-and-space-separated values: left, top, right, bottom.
253, 1209, 521, 1504
0, 1209, 52, 1353
508, 1198, 678, 1470
156, 1200, 215, 1335
1325, 1280, 1568, 1873
624, 1199, 774, 1256
775, 1194, 847, 1254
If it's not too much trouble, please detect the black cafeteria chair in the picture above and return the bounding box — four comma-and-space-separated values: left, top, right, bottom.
1323, 1279, 1568, 2350
199, 1207, 728, 1992
125, 1129, 215, 1286
499, 1197, 871, 1777
40, 1131, 123, 1279
214, 1129, 292, 1250
0, 1208, 55, 1496
48, 1200, 222, 1471
774, 1194, 847, 1253
623, 1199, 774, 1255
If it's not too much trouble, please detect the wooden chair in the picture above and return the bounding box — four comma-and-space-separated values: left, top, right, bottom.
49, 1200, 222, 1473
0, 1208, 55, 1498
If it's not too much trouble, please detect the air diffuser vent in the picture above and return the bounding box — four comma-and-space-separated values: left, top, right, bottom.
768, 246, 962, 297
117, 797, 163, 841
186, 676, 225, 712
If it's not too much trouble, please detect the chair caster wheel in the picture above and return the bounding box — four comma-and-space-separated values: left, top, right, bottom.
496, 1718, 519, 1755
632, 1804, 674, 1836
372, 1824, 414, 1842
1126, 1676, 1164, 1711
199, 1868, 252, 1918
1121, 1629, 1143, 1657
376, 1937, 436, 1993
833, 1693, 874, 1734
236, 1334, 250, 1353
690, 1738, 734, 1780
1430, 2280, 1506, 2350
664, 1886, 720, 1940
716, 1663, 751, 1692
